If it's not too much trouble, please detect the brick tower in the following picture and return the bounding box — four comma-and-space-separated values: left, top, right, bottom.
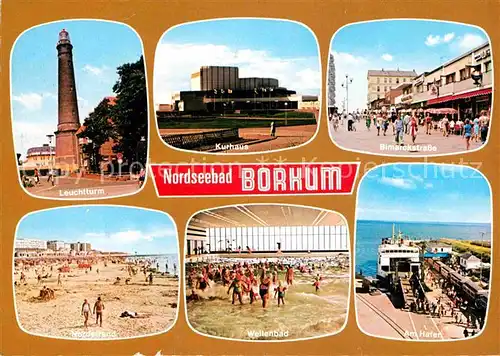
54, 29, 81, 172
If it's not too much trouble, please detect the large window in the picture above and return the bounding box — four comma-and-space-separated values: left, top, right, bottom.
206, 225, 349, 252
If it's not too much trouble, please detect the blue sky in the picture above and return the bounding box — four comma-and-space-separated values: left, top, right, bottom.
17, 206, 178, 255
357, 164, 491, 223
154, 19, 320, 105
331, 20, 490, 110
11, 20, 144, 159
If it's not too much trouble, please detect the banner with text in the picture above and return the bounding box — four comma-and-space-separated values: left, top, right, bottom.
150, 163, 359, 197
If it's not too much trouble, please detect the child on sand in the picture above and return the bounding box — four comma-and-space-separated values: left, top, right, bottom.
274, 281, 287, 307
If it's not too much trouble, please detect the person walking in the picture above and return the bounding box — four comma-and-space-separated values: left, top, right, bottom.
479, 110, 489, 144
395, 115, 404, 145
463, 119, 472, 150
270, 121, 276, 137
410, 114, 418, 144
93, 296, 105, 327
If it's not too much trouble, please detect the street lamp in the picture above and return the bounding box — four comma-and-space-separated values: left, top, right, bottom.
46, 134, 54, 177
284, 102, 288, 126
268, 88, 273, 114
341, 74, 353, 114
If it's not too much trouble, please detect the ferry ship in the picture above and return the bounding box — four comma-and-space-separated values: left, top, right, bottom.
377, 225, 421, 283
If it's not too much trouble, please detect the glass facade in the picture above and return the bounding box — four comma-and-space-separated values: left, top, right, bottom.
207, 225, 348, 252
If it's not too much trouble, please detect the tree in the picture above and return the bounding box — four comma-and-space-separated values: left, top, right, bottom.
327, 52, 336, 113
111, 56, 148, 172
77, 98, 115, 172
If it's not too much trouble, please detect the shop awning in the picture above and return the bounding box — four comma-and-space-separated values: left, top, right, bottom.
428, 87, 492, 105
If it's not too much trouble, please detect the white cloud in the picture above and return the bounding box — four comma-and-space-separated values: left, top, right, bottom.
12, 93, 44, 111
82, 64, 107, 76
12, 120, 56, 159
154, 42, 320, 105
457, 33, 486, 51
425, 34, 441, 47
443, 32, 455, 43
84, 228, 176, 245
331, 51, 369, 111
425, 32, 456, 47
381, 53, 393, 62
424, 182, 433, 189
379, 177, 416, 190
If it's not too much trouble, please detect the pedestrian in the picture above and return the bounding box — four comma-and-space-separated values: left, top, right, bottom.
382, 114, 389, 136
138, 168, 146, 188
395, 115, 404, 145
425, 113, 432, 135
93, 296, 105, 327
376, 114, 382, 136
81, 299, 91, 328
270, 121, 276, 137
463, 119, 472, 150
34, 168, 40, 185
473, 116, 480, 142
410, 114, 418, 144
479, 110, 489, 144
347, 112, 354, 131
442, 115, 450, 137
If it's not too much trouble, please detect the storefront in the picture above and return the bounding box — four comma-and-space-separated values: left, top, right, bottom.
426, 87, 492, 119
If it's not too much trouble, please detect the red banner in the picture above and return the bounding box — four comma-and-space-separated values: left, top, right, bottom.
150, 163, 359, 197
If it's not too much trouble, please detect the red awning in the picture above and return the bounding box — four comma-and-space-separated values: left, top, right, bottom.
427, 88, 492, 105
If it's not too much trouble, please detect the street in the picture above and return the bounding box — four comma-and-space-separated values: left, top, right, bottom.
330, 120, 484, 156
25, 176, 140, 198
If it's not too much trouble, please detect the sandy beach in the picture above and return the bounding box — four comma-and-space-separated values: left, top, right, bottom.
14, 258, 179, 339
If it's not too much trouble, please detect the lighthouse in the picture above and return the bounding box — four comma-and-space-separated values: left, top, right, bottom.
55, 29, 81, 172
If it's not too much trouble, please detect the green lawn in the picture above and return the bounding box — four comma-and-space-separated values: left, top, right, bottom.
157, 117, 317, 130
440, 238, 491, 256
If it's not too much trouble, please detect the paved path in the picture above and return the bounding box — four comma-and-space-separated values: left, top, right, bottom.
356, 292, 469, 340
330, 120, 484, 156
25, 177, 139, 198
160, 125, 316, 153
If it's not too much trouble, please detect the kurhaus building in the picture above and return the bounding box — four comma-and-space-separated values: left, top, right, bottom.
163, 65, 318, 116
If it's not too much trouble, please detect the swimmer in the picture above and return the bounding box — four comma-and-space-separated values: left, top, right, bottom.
259, 272, 272, 308
274, 281, 287, 307
313, 274, 322, 293
286, 266, 294, 286
227, 276, 243, 305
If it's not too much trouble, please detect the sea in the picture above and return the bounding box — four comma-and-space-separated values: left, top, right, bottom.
356, 220, 491, 277
125, 253, 179, 275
